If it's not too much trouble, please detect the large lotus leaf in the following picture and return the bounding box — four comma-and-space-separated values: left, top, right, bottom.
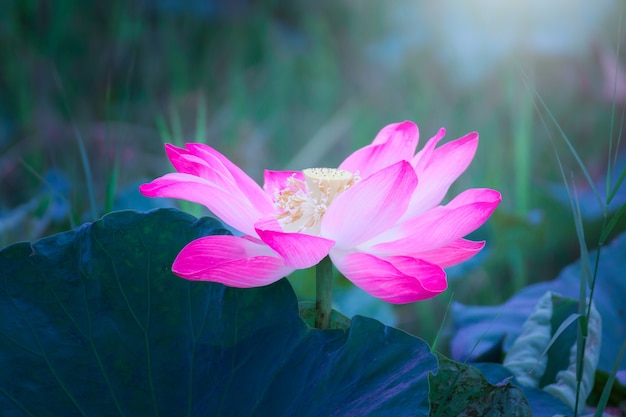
451, 231, 626, 372
0, 208, 436, 416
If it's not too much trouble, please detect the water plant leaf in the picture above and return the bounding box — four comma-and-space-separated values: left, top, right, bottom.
540, 299, 583, 387
501, 292, 601, 413
589, 346, 626, 409
429, 352, 531, 417
451, 231, 626, 372
0, 208, 436, 417
473, 362, 574, 417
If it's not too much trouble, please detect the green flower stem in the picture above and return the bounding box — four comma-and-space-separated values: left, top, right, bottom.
315, 256, 333, 330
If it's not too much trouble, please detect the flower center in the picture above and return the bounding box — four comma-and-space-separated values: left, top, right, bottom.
274, 167, 359, 234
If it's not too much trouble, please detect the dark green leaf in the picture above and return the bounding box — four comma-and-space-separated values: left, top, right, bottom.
539, 297, 580, 388
589, 347, 626, 407
0, 208, 436, 417
429, 353, 531, 417
473, 363, 573, 417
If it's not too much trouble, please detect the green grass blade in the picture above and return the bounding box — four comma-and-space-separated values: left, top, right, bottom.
104, 152, 120, 214
431, 292, 454, 353
606, 6, 624, 204
594, 339, 626, 417
607, 164, 626, 205
518, 67, 604, 210
71, 124, 97, 220
103, 76, 118, 215
571, 181, 592, 294
534, 312, 582, 368
600, 202, 626, 245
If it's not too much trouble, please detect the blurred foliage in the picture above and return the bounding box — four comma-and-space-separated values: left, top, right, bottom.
1, 0, 625, 342
451, 231, 626, 372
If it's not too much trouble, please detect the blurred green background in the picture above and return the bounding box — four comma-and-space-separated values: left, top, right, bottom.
1, 0, 625, 345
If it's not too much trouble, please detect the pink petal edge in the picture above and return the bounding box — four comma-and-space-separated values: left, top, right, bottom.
416, 238, 486, 268
405, 131, 479, 217
184, 143, 274, 214
339, 121, 419, 179
172, 235, 294, 287
255, 217, 335, 269
330, 250, 447, 304
139, 173, 264, 236
369, 188, 501, 255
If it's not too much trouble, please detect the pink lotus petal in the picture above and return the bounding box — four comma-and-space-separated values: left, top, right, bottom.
166, 143, 238, 189
165, 144, 244, 197
411, 128, 447, 173
370, 188, 501, 255
322, 161, 418, 248
263, 170, 304, 196
416, 238, 486, 268
405, 131, 479, 217
140, 173, 263, 236
443, 187, 501, 209
165, 144, 206, 176
185, 143, 274, 214
255, 217, 335, 269
172, 235, 294, 287
330, 251, 447, 303
339, 121, 419, 179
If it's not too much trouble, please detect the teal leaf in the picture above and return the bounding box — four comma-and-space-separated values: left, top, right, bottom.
429, 353, 532, 417
473, 363, 573, 417
541, 297, 582, 388
451, 231, 626, 372
0, 208, 436, 416
502, 292, 601, 412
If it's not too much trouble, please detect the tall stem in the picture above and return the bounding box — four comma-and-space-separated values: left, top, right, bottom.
315, 256, 333, 330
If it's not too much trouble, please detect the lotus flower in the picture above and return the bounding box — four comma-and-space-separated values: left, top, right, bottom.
140, 121, 501, 303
